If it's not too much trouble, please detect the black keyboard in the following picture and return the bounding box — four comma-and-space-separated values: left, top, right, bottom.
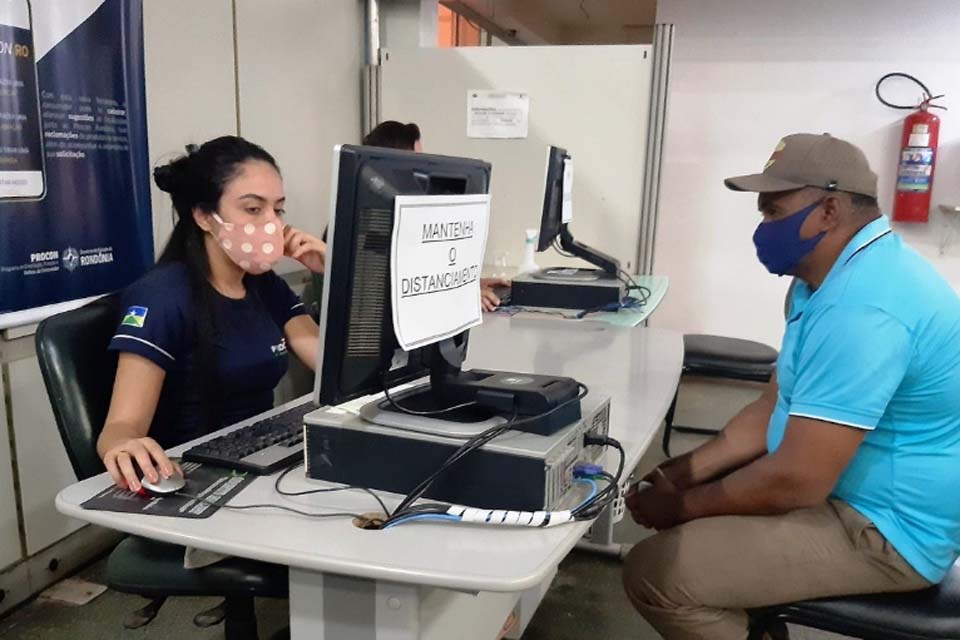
182, 401, 314, 474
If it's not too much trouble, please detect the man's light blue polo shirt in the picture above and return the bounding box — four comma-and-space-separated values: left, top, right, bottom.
768, 216, 960, 583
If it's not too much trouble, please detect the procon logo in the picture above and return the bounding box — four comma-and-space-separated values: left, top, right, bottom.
61, 247, 79, 271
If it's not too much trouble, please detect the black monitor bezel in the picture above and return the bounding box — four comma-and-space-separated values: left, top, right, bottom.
536, 145, 568, 252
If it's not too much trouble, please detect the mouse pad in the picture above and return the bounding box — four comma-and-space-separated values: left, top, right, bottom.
81, 460, 255, 519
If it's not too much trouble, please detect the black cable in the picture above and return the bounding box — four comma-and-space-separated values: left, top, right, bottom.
380, 376, 479, 417
552, 239, 652, 308
401, 502, 453, 514
508, 306, 572, 317
382, 383, 591, 526
580, 449, 623, 517
176, 491, 364, 520
875, 72, 946, 110
389, 382, 589, 520
597, 471, 616, 484
574, 436, 626, 519
552, 239, 651, 304
618, 269, 651, 303
575, 473, 615, 515
273, 462, 389, 516
574, 302, 620, 320
386, 414, 518, 522
574, 296, 645, 319
552, 239, 576, 259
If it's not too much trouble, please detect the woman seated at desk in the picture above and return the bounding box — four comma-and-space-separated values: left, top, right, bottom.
96, 135, 326, 491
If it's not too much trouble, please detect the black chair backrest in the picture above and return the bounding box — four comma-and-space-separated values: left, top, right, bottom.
35, 295, 122, 480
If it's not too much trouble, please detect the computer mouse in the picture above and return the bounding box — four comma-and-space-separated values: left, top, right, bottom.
492, 285, 512, 306
139, 471, 186, 496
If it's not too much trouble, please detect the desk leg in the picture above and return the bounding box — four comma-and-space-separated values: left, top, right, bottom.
505, 566, 556, 639
289, 568, 418, 639
288, 568, 549, 640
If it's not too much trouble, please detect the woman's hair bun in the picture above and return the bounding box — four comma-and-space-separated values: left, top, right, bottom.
153, 151, 194, 194
153, 163, 176, 193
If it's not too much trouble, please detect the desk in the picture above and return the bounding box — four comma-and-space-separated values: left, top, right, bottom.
57, 318, 682, 639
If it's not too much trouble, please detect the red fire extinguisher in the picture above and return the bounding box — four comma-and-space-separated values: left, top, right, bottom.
876, 73, 947, 223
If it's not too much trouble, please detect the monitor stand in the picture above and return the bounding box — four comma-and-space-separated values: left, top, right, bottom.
361, 379, 580, 438
512, 224, 624, 310
359, 383, 507, 439
363, 336, 584, 437
555, 224, 620, 275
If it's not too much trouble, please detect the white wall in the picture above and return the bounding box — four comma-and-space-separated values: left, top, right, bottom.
380, 0, 437, 49
652, 0, 960, 348
0, 385, 20, 568
381, 45, 652, 272
235, 0, 364, 244
144, 0, 238, 255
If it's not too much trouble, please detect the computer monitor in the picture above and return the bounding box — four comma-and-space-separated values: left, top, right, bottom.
536, 145, 620, 275
315, 145, 581, 435
315, 145, 487, 406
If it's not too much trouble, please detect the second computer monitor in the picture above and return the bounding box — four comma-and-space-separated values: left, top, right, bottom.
532, 144, 619, 275
314, 144, 492, 407
537, 145, 568, 252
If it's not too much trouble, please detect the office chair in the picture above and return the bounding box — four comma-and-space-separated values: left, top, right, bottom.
304, 272, 324, 322
36, 295, 288, 640
748, 560, 960, 639
660, 333, 777, 456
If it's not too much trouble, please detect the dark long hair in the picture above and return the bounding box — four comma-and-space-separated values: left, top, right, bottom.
362, 121, 420, 150
152, 136, 279, 427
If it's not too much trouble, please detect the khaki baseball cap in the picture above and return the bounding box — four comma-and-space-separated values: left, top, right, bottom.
724, 133, 878, 198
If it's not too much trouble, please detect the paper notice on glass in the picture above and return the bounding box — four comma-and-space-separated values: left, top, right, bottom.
390, 194, 490, 351
467, 90, 529, 139
562, 158, 574, 223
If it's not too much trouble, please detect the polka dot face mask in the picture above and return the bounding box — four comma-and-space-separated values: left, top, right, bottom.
211, 213, 284, 275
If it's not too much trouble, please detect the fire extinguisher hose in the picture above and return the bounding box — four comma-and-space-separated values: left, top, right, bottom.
876, 72, 947, 111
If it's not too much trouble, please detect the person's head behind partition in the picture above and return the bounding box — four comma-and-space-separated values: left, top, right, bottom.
322, 121, 422, 245
363, 120, 422, 152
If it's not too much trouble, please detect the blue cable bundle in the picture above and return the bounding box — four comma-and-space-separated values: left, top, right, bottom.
383, 479, 600, 530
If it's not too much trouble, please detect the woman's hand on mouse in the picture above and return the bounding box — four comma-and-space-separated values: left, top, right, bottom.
102, 436, 180, 492
283, 225, 326, 274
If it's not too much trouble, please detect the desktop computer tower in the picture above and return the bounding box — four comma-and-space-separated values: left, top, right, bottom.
511, 270, 623, 310
303, 393, 611, 512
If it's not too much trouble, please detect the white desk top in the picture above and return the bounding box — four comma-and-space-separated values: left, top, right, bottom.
57, 318, 682, 593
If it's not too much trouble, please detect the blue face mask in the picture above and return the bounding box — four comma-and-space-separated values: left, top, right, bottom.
753, 199, 825, 276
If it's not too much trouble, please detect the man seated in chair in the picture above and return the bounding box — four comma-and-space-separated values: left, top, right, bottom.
623, 133, 960, 640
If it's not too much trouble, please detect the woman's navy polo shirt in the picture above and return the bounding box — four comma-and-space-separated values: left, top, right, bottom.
108, 262, 307, 448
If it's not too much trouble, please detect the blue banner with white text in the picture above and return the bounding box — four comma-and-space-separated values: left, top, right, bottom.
0, 0, 152, 328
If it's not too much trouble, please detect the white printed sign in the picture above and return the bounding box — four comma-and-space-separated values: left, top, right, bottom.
467, 90, 530, 139
390, 194, 490, 351
562, 158, 574, 223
